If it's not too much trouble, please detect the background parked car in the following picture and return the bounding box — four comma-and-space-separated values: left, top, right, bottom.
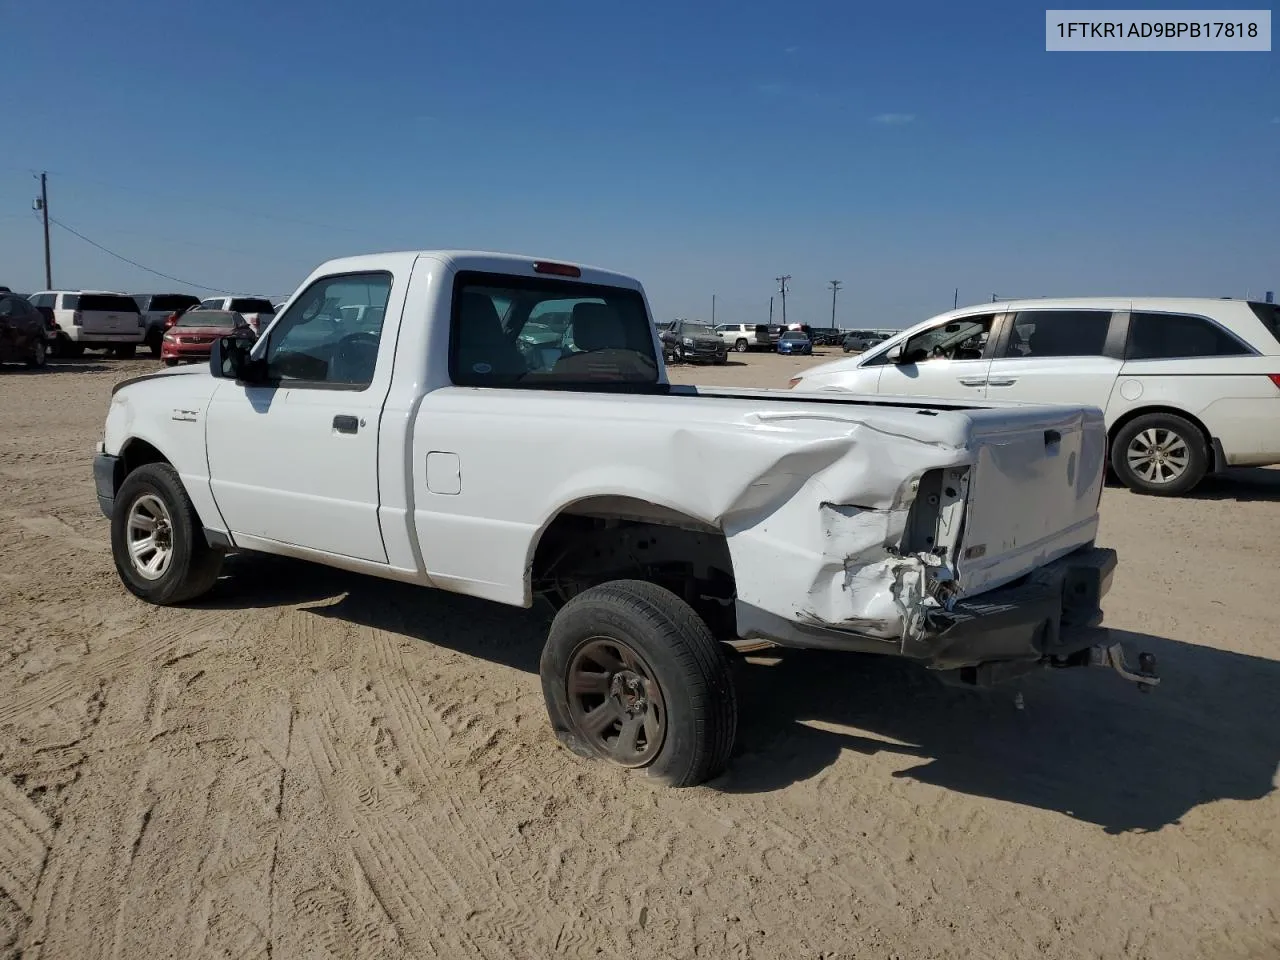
777, 330, 813, 355
161, 309, 255, 366
714, 322, 775, 352
198, 295, 276, 334
27, 291, 144, 357
791, 297, 1280, 496
808, 326, 843, 346
132, 293, 201, 357
0, 293, 49, 368
660, 320, 728, 364
842, 330, 889, 352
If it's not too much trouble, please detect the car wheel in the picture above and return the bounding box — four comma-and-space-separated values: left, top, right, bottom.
114, 344, 137, 359
540, 579, 737, 787
734, 338, 749, 353
110, 463, 225, 605
148, 333, 162, 358
25, 339, 47, 369
1110, 413, 1208, 497
673, 345, 686, 364
163, 358, 179, 367
61, 339, 84, 358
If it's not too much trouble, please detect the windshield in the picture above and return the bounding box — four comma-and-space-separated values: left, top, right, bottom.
781, 331, 806, 340
451, 272, 659, 388
681, 324, 716, 337
177, 310, 241, 329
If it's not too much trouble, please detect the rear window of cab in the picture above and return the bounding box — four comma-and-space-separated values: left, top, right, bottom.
450, 271, 660, 389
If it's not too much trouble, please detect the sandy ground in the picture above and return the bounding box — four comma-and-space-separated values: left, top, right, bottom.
1, 349, 1277, 960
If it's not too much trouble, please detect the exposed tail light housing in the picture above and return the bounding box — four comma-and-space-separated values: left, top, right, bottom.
72, 311, 83, 327
163, 313, 179, 330
1268, 374, 1280, 390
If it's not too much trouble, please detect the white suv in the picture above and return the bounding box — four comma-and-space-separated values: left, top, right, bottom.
715, 322, 775, 352
27, 291, 145, 357
197, 295, 276, 334
790, 297, 1280, 496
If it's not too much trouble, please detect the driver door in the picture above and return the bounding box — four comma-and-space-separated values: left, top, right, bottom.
205, 271, 396, 562
876, 313, 999, 400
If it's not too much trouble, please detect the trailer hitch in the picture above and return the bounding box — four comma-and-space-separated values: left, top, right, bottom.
1090, 642, 1160, 692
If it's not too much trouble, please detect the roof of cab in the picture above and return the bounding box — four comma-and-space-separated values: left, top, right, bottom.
307, 250, 645, 291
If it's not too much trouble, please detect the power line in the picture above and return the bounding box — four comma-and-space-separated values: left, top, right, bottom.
48, 217, 234, 293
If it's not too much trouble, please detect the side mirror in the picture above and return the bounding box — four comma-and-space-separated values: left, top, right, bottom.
210, 335, 255, 380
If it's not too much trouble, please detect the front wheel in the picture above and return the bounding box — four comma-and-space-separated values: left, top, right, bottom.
540, 580, 737, 787
111, 463, 224, 604
163, 358, 179, 367
1110, 413, 1208, 496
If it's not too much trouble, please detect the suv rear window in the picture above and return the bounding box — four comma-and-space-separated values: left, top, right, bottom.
148, 294, 201, 313
230, 298, 275, 314
1248, 302, 1280, 347
78, 294, 140, 313
451, 272, 658, 388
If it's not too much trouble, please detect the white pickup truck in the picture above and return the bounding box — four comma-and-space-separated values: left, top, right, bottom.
93, 251, 1159, 786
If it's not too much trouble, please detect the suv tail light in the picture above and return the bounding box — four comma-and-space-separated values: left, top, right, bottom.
72, 310, 83, 326
164, 313, 178, 330
1268, 375, 1280, 390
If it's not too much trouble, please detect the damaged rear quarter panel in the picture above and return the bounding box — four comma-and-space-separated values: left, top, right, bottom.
718, 409, 977, 647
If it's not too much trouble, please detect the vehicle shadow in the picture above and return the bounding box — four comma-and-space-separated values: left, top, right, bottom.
718, 632, 1280, 833
8, 362, 112, 374
196, 556, 1278, 832
1185, 467, 1280, 502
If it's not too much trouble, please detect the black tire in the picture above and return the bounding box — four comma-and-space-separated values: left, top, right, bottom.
164, 358, 179, 367
114, 344, 137, 359
734, 338, 749, 353
61, 339, 84, 358
25, 338, 47, 369
111, 463, 224, 605
1110, 412, 1208, 497
540, 579, 737, 787
148, 332, 162, 358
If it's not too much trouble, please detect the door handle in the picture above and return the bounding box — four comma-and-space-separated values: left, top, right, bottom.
986, 378, 1018, 387
332, 414, 359, 434
957, 377, 988, 386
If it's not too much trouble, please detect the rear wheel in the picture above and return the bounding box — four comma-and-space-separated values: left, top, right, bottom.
114, 344, 137, 359
148, 332, 163, 358
540, 579, 737, 787
25, 339, 47, 369
110, 463, 224, 604
61, 338, 84, 358
734, 338, 749, 353
1110, 412, 1208, 497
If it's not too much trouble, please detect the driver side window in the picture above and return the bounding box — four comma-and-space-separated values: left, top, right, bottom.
264, 272, 392, 388
901, 314, 995, 364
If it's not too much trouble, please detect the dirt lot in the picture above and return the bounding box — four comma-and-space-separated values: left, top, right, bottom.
1, 350, 1277, 960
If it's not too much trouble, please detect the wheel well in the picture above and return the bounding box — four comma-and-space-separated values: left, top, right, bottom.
1107, 406, 1215, 465
116, 439, 170, 492
530, 498, 737, 640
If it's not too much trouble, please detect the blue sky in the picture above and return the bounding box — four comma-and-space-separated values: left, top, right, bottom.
1, 0, 1276, 326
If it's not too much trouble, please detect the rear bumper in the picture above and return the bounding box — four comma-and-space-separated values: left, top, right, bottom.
739, 545, 1118, 673
93, 451, 120, 518
69, 331, 145, 344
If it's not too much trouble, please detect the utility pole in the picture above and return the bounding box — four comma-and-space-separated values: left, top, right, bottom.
711, 294, 716, 325
953, 288, 959, 309
828, 279, 842, 328
776, 275, 791, 327
33, 172, 51, 289
768, 296, 774, 325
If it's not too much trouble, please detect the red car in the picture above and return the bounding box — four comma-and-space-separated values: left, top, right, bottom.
160, 309, 255, 365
